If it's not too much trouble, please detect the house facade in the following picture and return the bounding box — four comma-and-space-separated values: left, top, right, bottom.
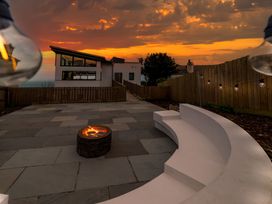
50, 46, 141, 87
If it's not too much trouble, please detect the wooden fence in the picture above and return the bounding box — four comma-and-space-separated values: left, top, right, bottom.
0, 88, 6, 111
124, 81, 169, 100
6, 86, 126, 107
160, 56, 272, 113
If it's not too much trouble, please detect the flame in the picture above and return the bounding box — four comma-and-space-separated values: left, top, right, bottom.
0, 35, 9, 61
82, 126, 108, 137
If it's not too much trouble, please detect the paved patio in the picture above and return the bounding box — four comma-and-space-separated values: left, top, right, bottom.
0, 99, 177, 203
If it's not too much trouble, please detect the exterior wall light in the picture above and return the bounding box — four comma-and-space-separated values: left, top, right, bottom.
219, 84, 223, 90
259, 79, 265, 88
199, 74, 204, 79
248, 15, 272, 76
234, 84, 239, 91
0, 0, 42, 86
207, 80, 211, 85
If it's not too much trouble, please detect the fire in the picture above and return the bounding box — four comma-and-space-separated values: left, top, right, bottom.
0, 35, 9, 61
82, 126, 108, 138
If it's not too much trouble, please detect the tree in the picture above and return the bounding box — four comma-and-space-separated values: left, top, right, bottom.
143, 53, 177, 86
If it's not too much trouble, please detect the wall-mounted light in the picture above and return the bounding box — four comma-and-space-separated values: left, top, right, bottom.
234, 84, 239, 91
207, 80, 211, 85
259, 79, 265, 88
199, 74, 204, 79
219, 84, 223, 90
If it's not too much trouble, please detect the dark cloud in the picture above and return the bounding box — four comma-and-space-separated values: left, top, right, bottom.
235, 0, 272, 11
113, 0, 146, 10
8, 0, 271, 51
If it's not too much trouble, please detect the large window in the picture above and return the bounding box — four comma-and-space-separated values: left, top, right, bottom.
60, 54, 97, 67
85, 59, 97, 67
60, 55, 73, 66
129, 72, 135, 80
62, 71, 96, 81
73, 57, 84, 67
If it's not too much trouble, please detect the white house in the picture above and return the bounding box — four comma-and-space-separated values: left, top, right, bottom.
50, 46, 141, 87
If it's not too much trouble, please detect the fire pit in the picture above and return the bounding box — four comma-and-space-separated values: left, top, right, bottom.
77, 125, 112, 158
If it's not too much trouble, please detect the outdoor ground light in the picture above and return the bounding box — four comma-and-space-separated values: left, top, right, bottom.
0, 0, 42, 86
259, 79, 265, 88
234, 84, 239, 91
248, 15, 272, 76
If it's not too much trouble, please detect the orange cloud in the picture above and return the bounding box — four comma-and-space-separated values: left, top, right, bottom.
99, 17, 119, 30
42, 37, 262, 64
186, 16, 201, 24
65, 26, 78, 31
50, 41, 82, 45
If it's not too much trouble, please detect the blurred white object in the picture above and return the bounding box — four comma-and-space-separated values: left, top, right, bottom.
0, 0, 42, 86
248, 15, 272, 76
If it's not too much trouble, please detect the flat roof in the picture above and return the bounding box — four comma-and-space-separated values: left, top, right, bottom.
50, 46, 110, 62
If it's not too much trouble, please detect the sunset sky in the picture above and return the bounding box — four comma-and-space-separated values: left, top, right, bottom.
9, 0, 271, 81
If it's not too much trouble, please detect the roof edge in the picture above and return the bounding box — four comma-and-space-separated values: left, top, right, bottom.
49, 46, 107, 62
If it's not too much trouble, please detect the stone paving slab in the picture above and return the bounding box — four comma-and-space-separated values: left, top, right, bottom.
60, 120, 88, 127
109, 182, 146, 199
8, 111, 41, 116
35, 127, 79, 138
0, 101, 177, 203
0, 130, 7, 137
77, 114, 101, 120
114, 128, 166, 141
112, 117, 137, 123
0, 128, 41, 139
113, 130, 139, 141
9, 197, 38, 204
140, 138, 177, 154
0, 121, 59, 131
1, 147, 61, 169
0, 168, 23, 193
103, 123, 130, 132
8, 163, 79, 199
55, 146, 104, 164
130, 112, 154, 122
38, 187, 109, 204
88, 118, 113, 125
0, 151, 16, 167
51, 116, 77, 122
128, 121, 155, 130
37, 108, 59, 112
95, 110, 130, 118
126, 109, 152, 113
0, 137, 44, 151
76, 157, 136, 190
42, 135, 76, 148
128, 153, 171, 182
20, 117, 53, 123
106, 138, 148, 158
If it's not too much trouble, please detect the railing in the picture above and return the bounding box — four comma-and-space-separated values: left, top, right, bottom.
124, 81, 169, 100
